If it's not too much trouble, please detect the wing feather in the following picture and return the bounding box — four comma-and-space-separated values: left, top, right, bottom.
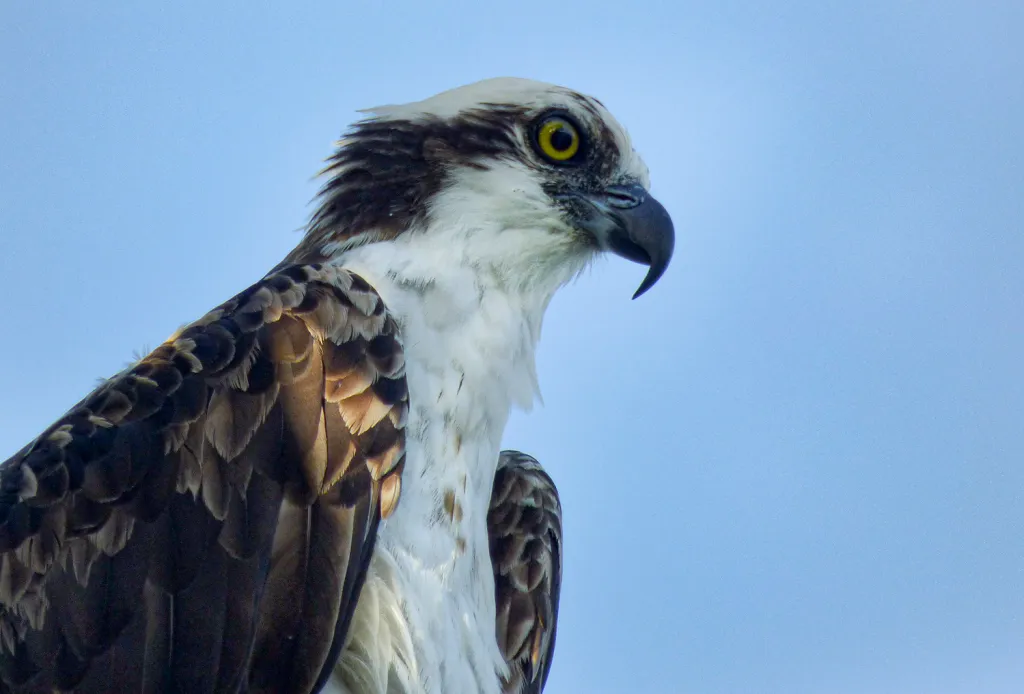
488, 451, 563, 694
0, 263, 407, 693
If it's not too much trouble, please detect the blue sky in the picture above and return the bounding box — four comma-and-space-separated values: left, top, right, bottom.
1, 3, 1022, 693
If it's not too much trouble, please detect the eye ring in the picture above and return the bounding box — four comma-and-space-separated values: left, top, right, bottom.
534, 114, 583, 163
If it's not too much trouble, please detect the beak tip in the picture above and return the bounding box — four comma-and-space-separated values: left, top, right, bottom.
628, 197, 674, 299
631, 261, 668, 299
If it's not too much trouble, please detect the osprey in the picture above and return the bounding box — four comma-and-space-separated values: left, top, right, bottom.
0, 78, 673, 694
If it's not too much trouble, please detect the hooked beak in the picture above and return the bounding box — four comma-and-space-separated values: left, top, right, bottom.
570, 183, 675, 298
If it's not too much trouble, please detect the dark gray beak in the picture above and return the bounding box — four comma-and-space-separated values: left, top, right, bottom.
571, 183, 675, 298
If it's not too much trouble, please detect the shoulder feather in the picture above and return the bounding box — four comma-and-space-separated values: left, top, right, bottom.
0, 263, 407, 694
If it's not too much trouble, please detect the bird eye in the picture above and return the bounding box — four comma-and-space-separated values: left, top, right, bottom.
535, 116, 582, 163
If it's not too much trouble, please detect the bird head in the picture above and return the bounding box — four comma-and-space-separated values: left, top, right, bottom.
300, 77, 674, 299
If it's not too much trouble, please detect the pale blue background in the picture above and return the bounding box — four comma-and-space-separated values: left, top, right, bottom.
1, 3, 1022, 693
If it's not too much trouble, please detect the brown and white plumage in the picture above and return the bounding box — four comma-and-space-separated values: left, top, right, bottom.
0, 77, 673, 693
0, 265, 405, 693
489, 452, 562, 694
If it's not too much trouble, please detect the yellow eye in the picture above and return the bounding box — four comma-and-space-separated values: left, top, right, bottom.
536, 116, 581, 162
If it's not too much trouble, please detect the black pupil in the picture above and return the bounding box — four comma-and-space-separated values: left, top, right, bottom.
550, 127, 574, 152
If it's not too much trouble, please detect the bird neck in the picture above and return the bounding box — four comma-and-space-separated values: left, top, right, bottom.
323, 218, 577, 693
331, 225, 562, 561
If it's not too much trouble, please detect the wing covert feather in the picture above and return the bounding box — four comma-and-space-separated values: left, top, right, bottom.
0, 263, 407, 693
488, 451, 563, 694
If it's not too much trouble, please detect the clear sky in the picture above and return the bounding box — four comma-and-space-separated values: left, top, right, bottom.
1, 3, 1022, 693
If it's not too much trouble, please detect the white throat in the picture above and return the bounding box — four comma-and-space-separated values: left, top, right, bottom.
327, 200, 587, 693
334, 163, 593, 427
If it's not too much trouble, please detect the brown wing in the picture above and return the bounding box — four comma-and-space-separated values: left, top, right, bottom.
488, 451, 563, 694
0, 263, 407, 694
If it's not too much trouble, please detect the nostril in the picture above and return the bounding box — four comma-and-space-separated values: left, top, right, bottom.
602, 184, 645, 209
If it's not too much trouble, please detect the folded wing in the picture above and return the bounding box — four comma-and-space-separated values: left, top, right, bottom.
0, 263, 407, 694
488, 451, 563, 694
